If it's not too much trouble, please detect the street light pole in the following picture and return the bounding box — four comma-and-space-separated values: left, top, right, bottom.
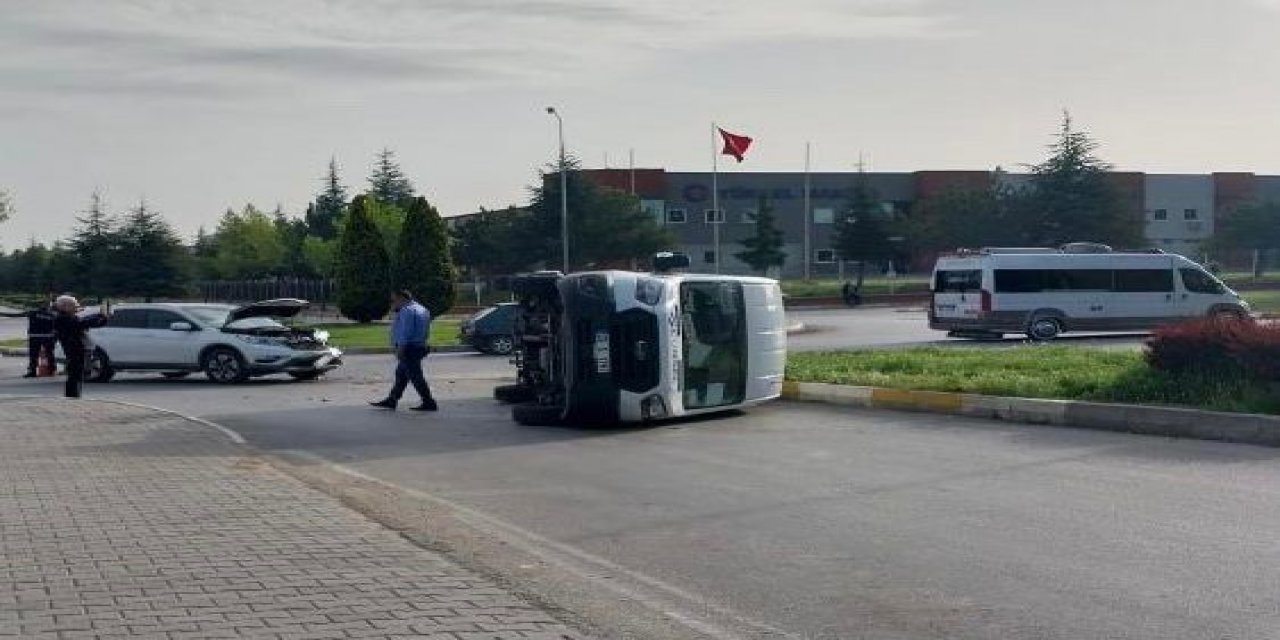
546, 107, 569, 273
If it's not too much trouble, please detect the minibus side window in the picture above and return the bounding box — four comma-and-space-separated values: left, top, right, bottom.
1180, 268, 1226, 295
935, 270, 981, 292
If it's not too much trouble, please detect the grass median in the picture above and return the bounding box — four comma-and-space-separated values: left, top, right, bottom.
787, 346, 1280, 415
312, 318, 462, 349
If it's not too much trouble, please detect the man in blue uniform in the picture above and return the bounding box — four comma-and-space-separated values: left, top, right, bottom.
370, 290, 438, 412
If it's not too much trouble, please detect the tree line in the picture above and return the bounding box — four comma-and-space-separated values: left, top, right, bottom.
0, 150, 459, 321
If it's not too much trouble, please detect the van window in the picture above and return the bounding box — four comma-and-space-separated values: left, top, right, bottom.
935, 270, 981, 292
1180, 268, 1226, 295
994, 270, 1045, 293
1049, 269, 1113, 291
1114, 269, 1174, 292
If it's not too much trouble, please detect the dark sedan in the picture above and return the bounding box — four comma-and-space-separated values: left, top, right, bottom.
459, 303, 518, 355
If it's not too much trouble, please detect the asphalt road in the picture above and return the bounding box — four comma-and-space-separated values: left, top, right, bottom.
1, 355, 1276, 639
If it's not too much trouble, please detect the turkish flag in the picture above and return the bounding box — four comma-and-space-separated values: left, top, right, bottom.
718, 128, 753, 163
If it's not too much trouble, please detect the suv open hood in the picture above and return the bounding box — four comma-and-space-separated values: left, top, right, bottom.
227, 298, 309, 323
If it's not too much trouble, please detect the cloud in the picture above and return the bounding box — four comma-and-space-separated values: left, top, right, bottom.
0, 0, 955, 102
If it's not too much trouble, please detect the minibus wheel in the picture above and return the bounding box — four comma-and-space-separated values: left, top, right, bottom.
1028, 317, 1062, 341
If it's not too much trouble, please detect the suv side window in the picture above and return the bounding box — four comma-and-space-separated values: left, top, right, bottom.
109, 309, 147, 329
145, 310, 187, 330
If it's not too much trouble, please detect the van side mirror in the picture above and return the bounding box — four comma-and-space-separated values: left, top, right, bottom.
170, 322, 195, 332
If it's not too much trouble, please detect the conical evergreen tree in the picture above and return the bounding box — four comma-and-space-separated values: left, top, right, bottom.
394, 197, 456, 317
368, 149, 415, 207
308, 158, 347, 240
735, 196, 787, 275
335, 195, 391, 323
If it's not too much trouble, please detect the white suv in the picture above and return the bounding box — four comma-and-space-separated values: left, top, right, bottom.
82, 299, 343, 384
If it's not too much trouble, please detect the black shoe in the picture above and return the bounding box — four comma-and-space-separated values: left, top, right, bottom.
369, 399, 397, 410
411, 400, 438, 412
22, 372, 36, 379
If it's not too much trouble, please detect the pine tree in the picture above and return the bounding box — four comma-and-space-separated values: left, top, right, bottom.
1026, 111, 1140, 247
523, 157, 674, 270
67, 191, 122, 297
394, 197, 456, 317
368, 149, 415, 207
334, 195, 391, 322
307, 158, 347, 240
735, 196, 787, 275
832, 178, 893, 287
117, 200, 188, 300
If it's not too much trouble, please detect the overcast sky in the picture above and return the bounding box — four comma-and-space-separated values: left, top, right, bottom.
3, 0, 1279, 249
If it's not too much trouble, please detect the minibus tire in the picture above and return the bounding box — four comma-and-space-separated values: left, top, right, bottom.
512, 403, 563, 426
494, 384, 535, 404
1028, 317, 1062, 341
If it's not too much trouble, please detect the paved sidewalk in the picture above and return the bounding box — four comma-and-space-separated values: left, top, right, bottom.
0, 397, 587, 640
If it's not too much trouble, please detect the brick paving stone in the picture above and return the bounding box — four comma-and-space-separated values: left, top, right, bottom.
0, 398, 590, 639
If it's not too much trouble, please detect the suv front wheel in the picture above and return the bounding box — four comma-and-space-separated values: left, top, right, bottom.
85, 349, 115, 383
202, 347, 249, 384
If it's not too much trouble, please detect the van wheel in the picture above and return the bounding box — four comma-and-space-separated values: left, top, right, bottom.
1212, 308, 1247, 322
512, 403, 563, 426
1028, 317, 1062, 341
494, 384, 535, 404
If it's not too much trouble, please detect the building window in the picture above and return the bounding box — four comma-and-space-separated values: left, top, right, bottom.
703, 250, 717, 264
666, 209, 686, 224
1184, 208, 1199, 221
740, 210, 757, 224
815, 249, 836, 264
813, 208, 835, 224
1152, 209, 1168, 221
704, 209, 724, 224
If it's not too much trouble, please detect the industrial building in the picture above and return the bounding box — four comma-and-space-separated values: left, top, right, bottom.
453, 169, 1280, 277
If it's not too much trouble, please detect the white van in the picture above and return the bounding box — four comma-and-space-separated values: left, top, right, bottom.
929, 246, 1249, 340
494, 255, 787, 425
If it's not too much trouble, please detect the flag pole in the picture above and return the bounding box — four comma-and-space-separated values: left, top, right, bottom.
712, 123, 720, 274
803, 141, 812, 281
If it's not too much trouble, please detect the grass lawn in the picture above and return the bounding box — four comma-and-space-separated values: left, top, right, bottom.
1245, 290, 1280, 314
787, 346, 1280, 415
312, 317, 462, 349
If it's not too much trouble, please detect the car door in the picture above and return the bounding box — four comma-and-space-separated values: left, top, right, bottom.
142, 309, 201, 367
92, 308, 148, 364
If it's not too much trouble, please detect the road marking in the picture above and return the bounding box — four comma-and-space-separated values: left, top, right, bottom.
276, 448, 805, 640
98, 398, 248, 444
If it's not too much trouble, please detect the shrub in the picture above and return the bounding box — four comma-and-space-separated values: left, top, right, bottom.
1145, 317, 1280, 381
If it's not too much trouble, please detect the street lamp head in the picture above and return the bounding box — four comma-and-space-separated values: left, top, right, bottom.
545, 106, 556, 115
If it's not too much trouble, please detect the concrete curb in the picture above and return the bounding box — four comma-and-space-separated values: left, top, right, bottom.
781, 380, 1280, 448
